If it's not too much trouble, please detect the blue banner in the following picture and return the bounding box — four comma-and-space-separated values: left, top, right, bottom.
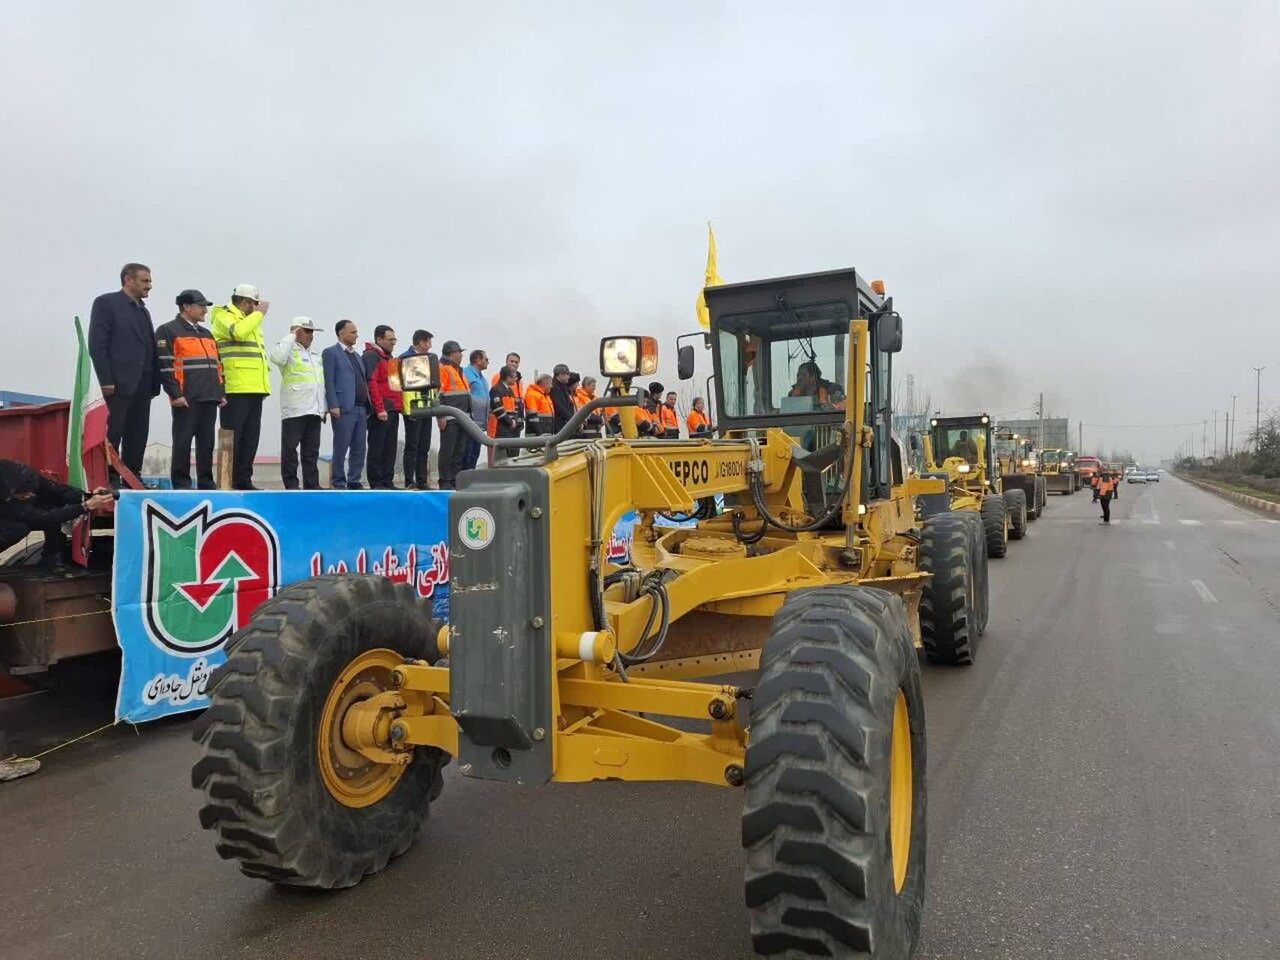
112, 491, 453, 723
109, 487, 664, 723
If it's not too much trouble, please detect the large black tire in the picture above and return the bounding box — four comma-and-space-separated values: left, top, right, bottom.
949, 511, 989, 636
1004, 489, 1028, 540
743, 586, 926, 958
919, 513, 980, 664
192, 575, 449, 889
1035, 476, 1048, 517
980, 494, 1008, 558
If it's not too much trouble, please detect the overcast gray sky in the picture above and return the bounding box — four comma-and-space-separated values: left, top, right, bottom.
3, 0, 1277, 461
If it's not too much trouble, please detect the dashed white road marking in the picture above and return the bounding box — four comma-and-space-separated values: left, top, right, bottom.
1141, 519, 1161, 525
1190, 579, 1218, 603
1179, 519, 1202, 527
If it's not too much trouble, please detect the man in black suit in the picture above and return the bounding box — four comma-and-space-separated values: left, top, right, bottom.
88, 263, 161, 479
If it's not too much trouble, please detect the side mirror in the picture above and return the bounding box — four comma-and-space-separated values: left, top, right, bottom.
677, 344, 695, 381
876, 310, 903, 353
909, 433, 921, 452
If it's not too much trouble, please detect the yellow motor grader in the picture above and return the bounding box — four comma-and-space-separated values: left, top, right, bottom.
920, 413, 1027, 558
1039, 448, 1080, 495
192, 268, 990, 958
994, 430, 1047, 521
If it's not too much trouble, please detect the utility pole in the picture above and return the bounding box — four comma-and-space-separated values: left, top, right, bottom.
1037, 392, 1045, 450
1230, 394, 1238, 457
1253, 366, 1265, 452
1078, 421, 1083, 454
1202, 420, 1207, 459
1212, 410, 1217, 459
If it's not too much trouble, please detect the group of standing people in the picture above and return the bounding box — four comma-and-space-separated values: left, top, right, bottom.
87, 264, 718, 494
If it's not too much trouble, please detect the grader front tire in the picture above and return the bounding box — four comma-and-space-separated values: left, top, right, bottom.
743, 586, 926, 959
192, 575, 449, 889
949, 511, 989, 638
919, 514, 980, 665
1004, 489, 1028, 540
980, 494, 1009, 558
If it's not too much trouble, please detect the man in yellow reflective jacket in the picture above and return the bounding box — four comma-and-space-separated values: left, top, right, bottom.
211, 284, 271, 490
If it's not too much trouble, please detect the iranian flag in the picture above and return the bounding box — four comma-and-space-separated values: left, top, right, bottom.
67, 315, 108, 490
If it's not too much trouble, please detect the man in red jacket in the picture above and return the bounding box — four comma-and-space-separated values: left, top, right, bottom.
363, 325, 402, 488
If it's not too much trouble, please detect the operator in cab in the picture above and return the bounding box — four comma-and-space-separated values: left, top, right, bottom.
952, 430, 979, 462
788, 361, 845, 410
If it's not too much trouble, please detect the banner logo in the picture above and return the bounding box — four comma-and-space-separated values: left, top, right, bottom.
143, 501, 280, 654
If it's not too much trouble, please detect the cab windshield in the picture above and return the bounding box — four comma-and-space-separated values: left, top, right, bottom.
716, 301, 850, 418
933, 427, 984, 463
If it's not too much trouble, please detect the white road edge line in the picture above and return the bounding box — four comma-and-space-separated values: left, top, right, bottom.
1191, 579, 1218, 603
1179, 519, 1202, 526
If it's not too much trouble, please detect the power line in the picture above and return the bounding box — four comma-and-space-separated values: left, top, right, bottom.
1081, 420, 1206, 429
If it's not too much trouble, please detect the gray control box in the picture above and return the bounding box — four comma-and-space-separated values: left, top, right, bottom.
449, 468, 553, 783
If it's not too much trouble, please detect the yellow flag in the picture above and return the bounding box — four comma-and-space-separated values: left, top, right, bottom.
695, 222, 724, 329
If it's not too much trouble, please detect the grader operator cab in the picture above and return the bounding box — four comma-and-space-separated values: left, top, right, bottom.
994, 430, 1047, 521
193, 267, 990, 958
922, 413, 1027, 556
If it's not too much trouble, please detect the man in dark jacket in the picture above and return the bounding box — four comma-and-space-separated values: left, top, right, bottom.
550, 364, 577, 433
0, 461, 114, 566
155, 290, 226, 489
489, 365, 523, 460
88, 263, 162, 480
436, 341, 473, 489
363, 325, 402, 488
322, 320, 370, 489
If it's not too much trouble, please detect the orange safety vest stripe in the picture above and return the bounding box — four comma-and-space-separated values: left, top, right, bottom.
441, 364, 468, 392
170, 335, 222, 388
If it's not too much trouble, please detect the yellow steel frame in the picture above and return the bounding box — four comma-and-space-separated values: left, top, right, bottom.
358, 318, 941, 786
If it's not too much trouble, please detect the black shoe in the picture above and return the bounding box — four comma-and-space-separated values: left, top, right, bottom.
233, 484, 263, 491
346, 482, 366, 490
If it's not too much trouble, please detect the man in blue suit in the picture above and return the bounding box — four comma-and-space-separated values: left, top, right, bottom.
323, 319, 370, 489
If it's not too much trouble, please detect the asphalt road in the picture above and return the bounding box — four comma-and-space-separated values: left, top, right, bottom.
2, 475, 1278, 959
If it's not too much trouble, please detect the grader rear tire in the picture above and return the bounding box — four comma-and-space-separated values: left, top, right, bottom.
743, 586, 926, 959
1004, 489, 1028, 540
192, 575, 449, 889
919, 513, 980, 664
980, 494, 1008, 558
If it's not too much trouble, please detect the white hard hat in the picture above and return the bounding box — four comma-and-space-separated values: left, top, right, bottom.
232, 284, 261, 301
290, 316, 319, 331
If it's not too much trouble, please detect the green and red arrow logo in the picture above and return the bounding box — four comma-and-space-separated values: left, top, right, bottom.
143, 502, 280, 655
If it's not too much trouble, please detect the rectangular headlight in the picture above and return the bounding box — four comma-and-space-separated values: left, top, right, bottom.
600, 336, 658, 377
391, 354, 437, 392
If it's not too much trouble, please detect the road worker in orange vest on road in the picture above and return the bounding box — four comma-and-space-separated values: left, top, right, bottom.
1096, 470, 1119, 524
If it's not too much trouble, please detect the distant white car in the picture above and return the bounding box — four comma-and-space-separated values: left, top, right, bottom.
1144, 469, 1160, 482
1126, 470, 1146, 484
